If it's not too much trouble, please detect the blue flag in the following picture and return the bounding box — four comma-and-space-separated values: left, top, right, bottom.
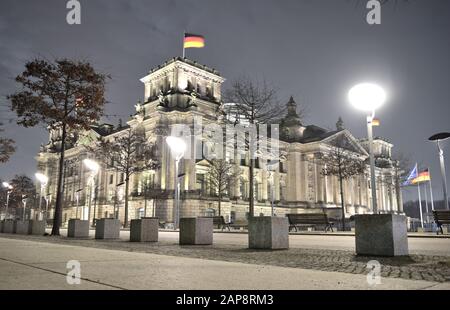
402, 164, 418, 187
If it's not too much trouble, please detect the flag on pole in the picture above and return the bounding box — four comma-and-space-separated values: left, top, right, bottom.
371, 118, 381, 127
184, 33, 205, 49
402, 164, 418, 187
412, 168, 431, 184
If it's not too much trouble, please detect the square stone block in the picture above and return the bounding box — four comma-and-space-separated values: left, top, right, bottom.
355, 214, 409, 257
130, 218, 159, 242
68, 219, 90, 238
15, 220, 32, 235
249, 217, 289, 250
179, 217, 213, 245
2, 220, 16, 233
30, 220, 46, 235
95, 218, 121, 239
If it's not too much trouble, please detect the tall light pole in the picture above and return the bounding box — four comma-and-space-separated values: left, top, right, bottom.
2, 182, 13, 220
45, 194, 52, 221
429, 133, 450, 210
166, 136, 187, 229
83, 158, 100, 226
267, 160, 278, 217
349, 83, 387, 214
35, 173, 48, 221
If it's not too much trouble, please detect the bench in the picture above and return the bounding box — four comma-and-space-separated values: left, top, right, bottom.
433, 210, 450, 235
286, 213, 334, 232
204, 216, 231, 231
229, 219, 248, 230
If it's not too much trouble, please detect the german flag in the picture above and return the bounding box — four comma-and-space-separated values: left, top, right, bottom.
412, 169, 431, 184
372, 118, 380, 127
184, 33, 205, 49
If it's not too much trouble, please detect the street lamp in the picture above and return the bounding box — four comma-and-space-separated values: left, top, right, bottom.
429, 132, 450, 210
83, 158, 100, 226
35, 173, 48, 221
267, 160, 279, 217
2, 182, 13, 220
75, 189, 83, 219
349, 83, 387, 214
166, 136, 187, 229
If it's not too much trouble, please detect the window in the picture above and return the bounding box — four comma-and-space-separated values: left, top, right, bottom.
204, 208, 216, 217
137, 208, 145, 219
196, 174, 206, 193
109, 174, 114, 184
230, 211, 236, 224
120, 173, 124, 183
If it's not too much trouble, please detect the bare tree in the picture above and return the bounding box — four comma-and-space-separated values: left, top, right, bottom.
95, 129, 160, 227
320, 136, 366, 230
7, 175, 36, 219
376, 152, 411, 212
8, 58, 109, 235
0, 123, 15, 164
206, 159, 240, 216
223, 76, 285, 218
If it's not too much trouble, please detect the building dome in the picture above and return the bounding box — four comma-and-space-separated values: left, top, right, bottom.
280, 96, 306, 142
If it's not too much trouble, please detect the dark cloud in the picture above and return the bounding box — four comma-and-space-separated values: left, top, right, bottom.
0, 0, 449, 203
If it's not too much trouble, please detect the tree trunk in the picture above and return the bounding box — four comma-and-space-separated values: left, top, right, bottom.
218, 195, 222, 217
124, 177, 130, 227
339, 174, 346, 232
51, 123, 67, 236
249, 158, 255, 218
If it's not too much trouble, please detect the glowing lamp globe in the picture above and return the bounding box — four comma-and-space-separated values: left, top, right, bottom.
166, 136, 187, 159
349, 83, 386, 112
35, 173, 48, 185
83, 158, 100, 172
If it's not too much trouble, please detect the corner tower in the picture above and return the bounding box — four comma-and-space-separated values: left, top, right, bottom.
139, 57, 225, 118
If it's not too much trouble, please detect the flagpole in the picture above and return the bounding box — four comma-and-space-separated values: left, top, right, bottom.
424, 178, 429, 224
417, 182, 424, 229
183, 31, 186, 58
429, 168, 435, 211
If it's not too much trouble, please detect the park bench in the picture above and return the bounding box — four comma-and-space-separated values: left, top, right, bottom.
203, 216, 231, 231
229, 219, 248, 230
433, 210, 450, 235
286, 213, 334, 232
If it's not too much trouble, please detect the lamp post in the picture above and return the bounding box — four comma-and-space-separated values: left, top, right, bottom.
267, 160, 278, 217
166, 136, 187, 229
83, 158, 100, 226
45, 194, 51, 221
2, 182, 13, 220
75, 189, 83, 219
429, 133, 450, 210
349, 83, 386, 214
35, 173, 48, 221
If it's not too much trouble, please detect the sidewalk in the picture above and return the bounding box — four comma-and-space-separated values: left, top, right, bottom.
1, 237, 449, 290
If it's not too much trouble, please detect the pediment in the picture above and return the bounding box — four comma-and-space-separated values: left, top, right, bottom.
322, 130, 368, 157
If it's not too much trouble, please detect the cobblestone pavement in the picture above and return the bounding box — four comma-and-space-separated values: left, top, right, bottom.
2, 233, 449, 283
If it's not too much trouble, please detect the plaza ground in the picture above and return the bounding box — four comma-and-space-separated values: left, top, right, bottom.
0, 231, 449, 290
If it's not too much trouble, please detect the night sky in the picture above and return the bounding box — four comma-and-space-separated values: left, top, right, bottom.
1, 0, 449, 203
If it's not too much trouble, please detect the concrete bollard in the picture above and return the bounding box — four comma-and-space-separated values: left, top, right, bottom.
15, 220, 32, 235
355, 214, 409, 257
68, 219, 90, 238
130, 218, 159, 242
179, 217, 213, 245
248, 216, 289, 250
95, 218, 121, 240
2, 220, 16, 233
30, 220, 46, 235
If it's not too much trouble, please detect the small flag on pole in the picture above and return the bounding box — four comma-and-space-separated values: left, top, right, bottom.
412, 169, 431, 184
372, 118, 381, 127
402, 164, 418, 187
184, 33, 205, 49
